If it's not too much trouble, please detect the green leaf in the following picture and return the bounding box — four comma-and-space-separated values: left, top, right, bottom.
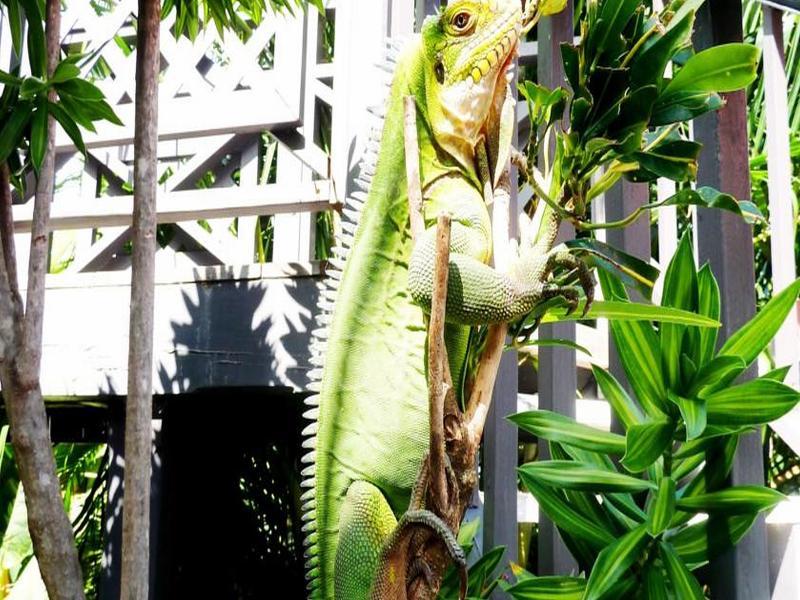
518, 472, 615, 548
543, 300, 719, 327
0, 70, 22, 86
584, 525, 650, 600
622, 419, 674, 472
676, 486, 785, 515
504, 575, 586, 599
642, 562, 669, 600
648, 477, 676, 537
660, 542, 704, 599
668, 513, 757, 565
589, 0, 640, 59
516, 338, 592, 357
660, 234, 698, 389
56, 78, 106, 102
50, 61, 81, 84
644, 186, 763, 224
519, 461, 655, 493
651, 90, 724, 126
696, 263, 721, 365
564, 238, 659, 300
668, 391, 706, 440
30, 99, 48, 173
592, 364, 644, 430
763, 365, 792, 382
466, 545, 505, 597
539, 0, 568, 16
510, 411, 627, 454
0, 101, 33, 164
719, 278, 800, 367
631, 7, 694, 88
663, 43, 759, 96
597, 272, 669, 417
703, 378, 800, 426
47, 101, 86, 155
18, 0, 46, 77
686, 355, 746, 397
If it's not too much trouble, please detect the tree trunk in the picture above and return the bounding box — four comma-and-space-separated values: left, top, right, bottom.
120, 0, 160, 598
0, 1, 87, 598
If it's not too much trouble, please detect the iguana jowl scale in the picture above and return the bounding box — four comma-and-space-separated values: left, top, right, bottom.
303, 2, 586, 597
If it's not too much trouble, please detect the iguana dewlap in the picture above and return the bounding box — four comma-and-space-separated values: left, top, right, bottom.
302, 2, 571, 598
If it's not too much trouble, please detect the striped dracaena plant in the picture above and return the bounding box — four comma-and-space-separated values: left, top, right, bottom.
505, 234, 800, 599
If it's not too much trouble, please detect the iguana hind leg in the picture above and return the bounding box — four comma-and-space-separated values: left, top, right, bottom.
335, 481, 398, 600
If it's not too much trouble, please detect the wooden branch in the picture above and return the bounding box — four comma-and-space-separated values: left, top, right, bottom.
0, 2, 88, 598
121, 0, 160, 598
0, 164, 22, 314
404, 96, 425, 241
427, 215, 451, 514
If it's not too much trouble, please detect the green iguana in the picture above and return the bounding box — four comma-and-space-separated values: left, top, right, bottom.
302, 2, 588, 597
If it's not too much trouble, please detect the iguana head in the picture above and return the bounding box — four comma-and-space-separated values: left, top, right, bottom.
421, 0, 521, 174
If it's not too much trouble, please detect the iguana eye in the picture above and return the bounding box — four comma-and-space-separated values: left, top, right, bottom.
451, 11, 472, 32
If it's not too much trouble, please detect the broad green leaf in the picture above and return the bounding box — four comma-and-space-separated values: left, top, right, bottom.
663, 43, 759, 96
703, 378, 800, 426
0, 101, 33, 164
671, 450, 705, 481
668, 513, 757, 565
504, 575, 586, 599
466, 545, 505, 597
518, 471, 615, 548
660, 541, 704, 599
584, 525, 649, 600
651, 90, 724, 126
30, 99, 48, 173
57, 78, 106, 102
564, 238, 659, 300
719, 278, 800, 367
660, 234, 697, 390
544, 300, 719, 327
668, 391, 706, 440
686, 355, 746, 397
509, 411, 626, 454
598, 271, 669, 417
519, 461, 655, 493
589, 0, 640, 58
643, 563, 669, 600
457, 518, 481, 548
18, 0, 46, 77
50, 61, 81, 84
648, 477, 676, 537
631, 6, 694, 88
696, 263, 721, 365
676, 486, 785, 515
632, 140, 702, 182
644, 186, 763, 224
592, 364, 644, 430
622, 419, 674, 472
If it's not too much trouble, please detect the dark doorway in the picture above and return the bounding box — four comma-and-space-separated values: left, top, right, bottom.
154, 388, 306, 598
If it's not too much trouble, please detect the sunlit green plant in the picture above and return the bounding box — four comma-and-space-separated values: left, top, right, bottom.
506, 234, 800, 598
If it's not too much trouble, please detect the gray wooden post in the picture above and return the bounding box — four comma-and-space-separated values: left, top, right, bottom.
536, 1, 578, 577
604, 181, 650, 433
694, 2, 770, 598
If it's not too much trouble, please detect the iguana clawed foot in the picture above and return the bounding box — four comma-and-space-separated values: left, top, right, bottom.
542, 248, 595, 317
371, 510, 468, 600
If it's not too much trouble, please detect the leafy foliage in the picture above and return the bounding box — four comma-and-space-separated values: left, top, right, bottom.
509, 237, 800, 596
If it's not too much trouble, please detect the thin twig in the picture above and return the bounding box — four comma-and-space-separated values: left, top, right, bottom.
404, 96, 425, 241
0, 164, 22, 313
427, 214, 451, 515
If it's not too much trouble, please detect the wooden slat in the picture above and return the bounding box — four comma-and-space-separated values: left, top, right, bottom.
12, 182, 333, 232
536, 1, 578, 577
693, 2, 770, 598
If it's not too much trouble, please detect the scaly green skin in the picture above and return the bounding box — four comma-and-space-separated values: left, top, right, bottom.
304, 2, 576, 598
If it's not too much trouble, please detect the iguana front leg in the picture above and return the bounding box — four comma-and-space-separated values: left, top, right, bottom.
408, 175, 592, 325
